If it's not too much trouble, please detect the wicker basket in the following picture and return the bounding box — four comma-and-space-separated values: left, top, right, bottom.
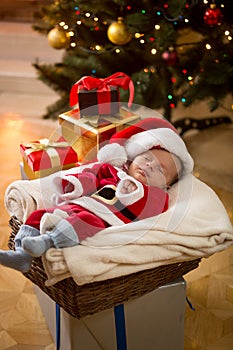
8, 216, 200, 319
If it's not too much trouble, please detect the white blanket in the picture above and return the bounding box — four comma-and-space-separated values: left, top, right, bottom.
4, 164, 93, 223
4, 171, 233, 287
4, 174, 56, 223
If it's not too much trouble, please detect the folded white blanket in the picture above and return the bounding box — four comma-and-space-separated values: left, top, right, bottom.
4, 180, 42, 223
4, 170, 233, 287
43, 175, 233, 286
4, 167, 82, 223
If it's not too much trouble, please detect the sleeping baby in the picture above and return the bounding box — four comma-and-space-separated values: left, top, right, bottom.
0, 117, 194, 272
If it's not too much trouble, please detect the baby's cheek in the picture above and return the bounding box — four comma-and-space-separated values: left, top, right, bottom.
149, 174, 166, 188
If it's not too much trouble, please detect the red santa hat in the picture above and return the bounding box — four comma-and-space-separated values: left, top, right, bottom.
97, 117, 194, 176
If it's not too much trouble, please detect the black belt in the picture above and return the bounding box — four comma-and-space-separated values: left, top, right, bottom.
114, 200, 137, 222
92, 185, 137, 221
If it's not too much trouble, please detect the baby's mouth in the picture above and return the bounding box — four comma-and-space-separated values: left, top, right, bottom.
138, 168, 148, 177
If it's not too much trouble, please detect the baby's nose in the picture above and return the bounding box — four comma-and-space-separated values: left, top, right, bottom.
145, 160, 153, 169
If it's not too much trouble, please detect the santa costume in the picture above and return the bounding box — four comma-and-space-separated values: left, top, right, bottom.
0, 117, 194, 272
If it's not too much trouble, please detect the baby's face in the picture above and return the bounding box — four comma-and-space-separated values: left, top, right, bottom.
127, 149, 182, 189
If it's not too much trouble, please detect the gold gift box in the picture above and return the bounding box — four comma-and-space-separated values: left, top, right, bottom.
59, 107, 140, 162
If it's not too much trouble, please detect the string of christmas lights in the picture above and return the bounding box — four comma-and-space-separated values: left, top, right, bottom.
42, 0, 233, 112
48, 1, 231, 53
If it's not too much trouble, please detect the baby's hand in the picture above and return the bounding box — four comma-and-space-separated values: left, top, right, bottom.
62, 179, 74, 193
120, 180, 137, 194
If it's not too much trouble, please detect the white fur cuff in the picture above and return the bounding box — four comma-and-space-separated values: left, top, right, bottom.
59, 175, 83, 199
116, 176, 144, 206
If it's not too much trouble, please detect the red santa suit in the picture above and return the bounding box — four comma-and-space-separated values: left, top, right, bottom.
24, 116, 194, 248
0, 117, 194, 273
25, 162, 168, 243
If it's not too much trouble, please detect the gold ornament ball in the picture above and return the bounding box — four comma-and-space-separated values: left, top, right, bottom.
107, 18, 132, 45
47, 27, 70, 49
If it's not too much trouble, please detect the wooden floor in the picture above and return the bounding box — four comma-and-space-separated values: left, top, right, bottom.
0, 113, 56, 350
0, 15, 233, 349
0, 105, 233, 349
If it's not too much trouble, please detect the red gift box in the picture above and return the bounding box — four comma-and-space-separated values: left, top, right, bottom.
20, 137, 79, 179
70, 72, 134, 117
78, 86, 119, 116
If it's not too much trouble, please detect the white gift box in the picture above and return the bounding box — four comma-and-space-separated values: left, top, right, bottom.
34, 277, 186, 350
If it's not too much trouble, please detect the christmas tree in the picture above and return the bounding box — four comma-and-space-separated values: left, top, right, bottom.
33, 0, 233, 120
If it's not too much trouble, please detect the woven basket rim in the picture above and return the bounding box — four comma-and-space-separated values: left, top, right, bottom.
8, 216, 201, 318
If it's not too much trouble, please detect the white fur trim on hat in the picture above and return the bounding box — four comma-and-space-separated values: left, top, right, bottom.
98, 127, 194, 176
97, 143, 127, 167
125, 128, 194, 175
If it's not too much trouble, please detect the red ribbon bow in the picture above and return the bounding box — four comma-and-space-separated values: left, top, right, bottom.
70, 72, 134, 108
